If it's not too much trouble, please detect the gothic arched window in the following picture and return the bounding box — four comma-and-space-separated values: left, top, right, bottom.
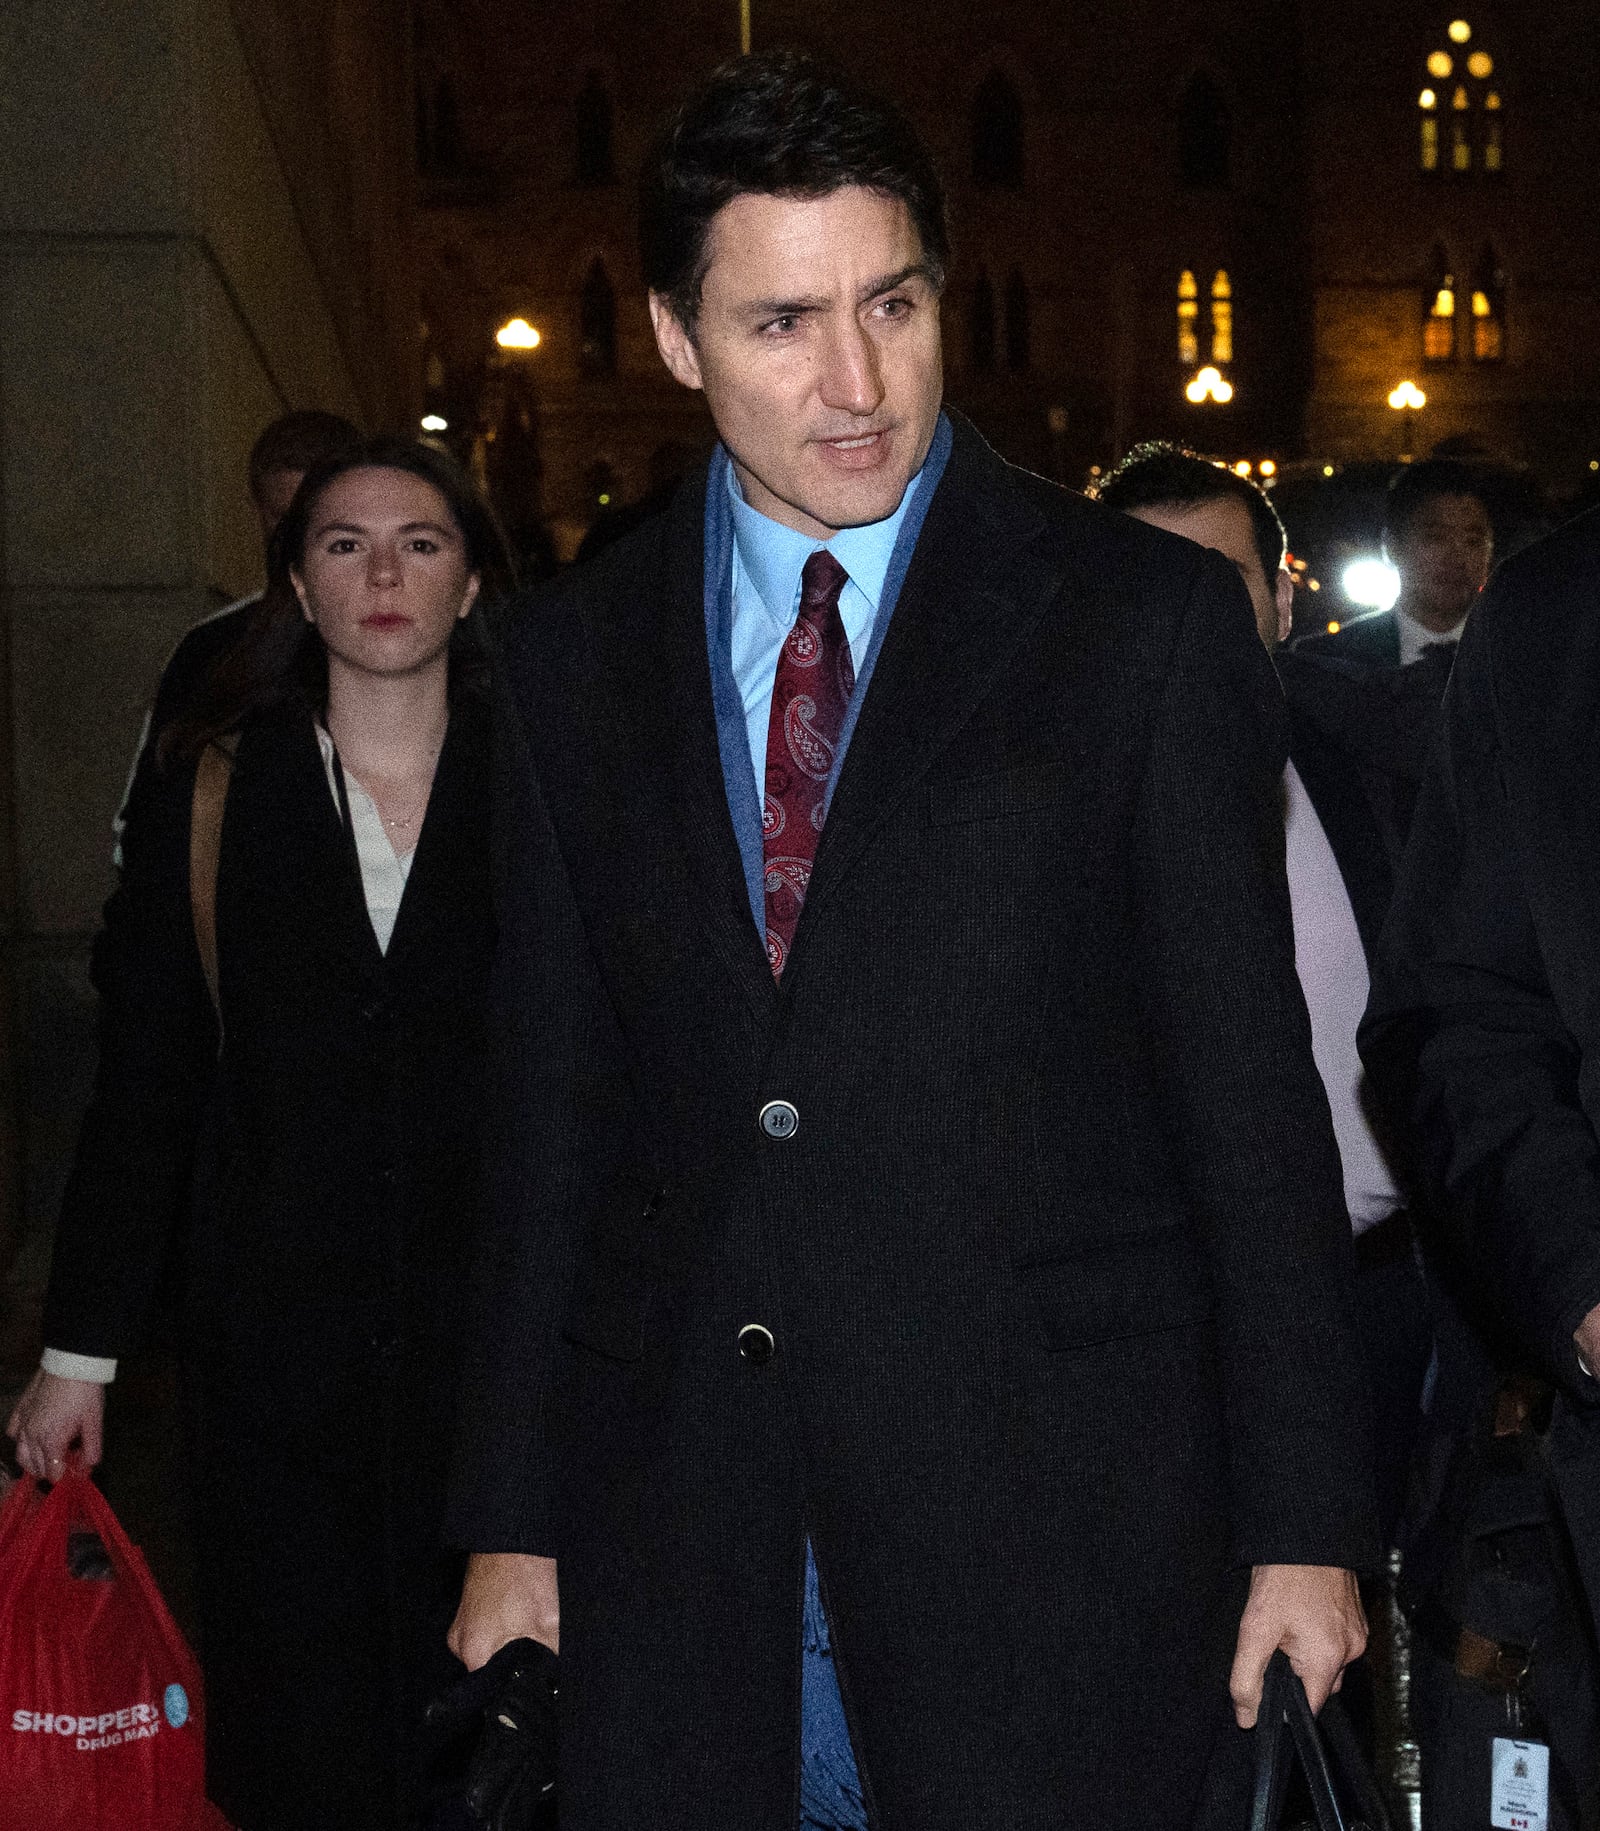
1177, 270, 1200, 368
579, 260, 617, 379
1179, 75, 1231, 190
1004, 271, 1030, 372
971, 73, 1024, 190
1424, 245, 1458, 363
1470, 246, 1506, 362
1210, 270, 1233, 365
575, 72, 614, 185
970, 269, 996, 373
1419, 24, 1504, 177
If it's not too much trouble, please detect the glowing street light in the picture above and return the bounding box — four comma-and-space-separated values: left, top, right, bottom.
1388, 379, 1426, 462
420, 413, 448, 433
1186, 365, 1234, 405
496, 317, 542, 351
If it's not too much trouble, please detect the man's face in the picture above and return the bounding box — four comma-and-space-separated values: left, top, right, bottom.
254, 467, 306, 543
650, 186, 944, 539
1388, 493, 1493, 633
1126, 496, 1293, 651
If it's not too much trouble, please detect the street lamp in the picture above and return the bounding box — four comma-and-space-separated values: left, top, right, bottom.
1387, 379, 1426, 461
495, 317, 542, 351
1186, 365, 1234, 405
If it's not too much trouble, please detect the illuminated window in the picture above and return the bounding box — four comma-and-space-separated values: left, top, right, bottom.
1177, 270, 1200, 367
1421, 30, 1504, 178
1424, 245, 1458, 362
578, 260, 617, 378
970, 269, 996, 373
1470, 246, 1506, 362
1004, 271, 1031, 372
1179, 74, 1231, 190
1419, 88, 1439, 170
972, 73, 1025, 189
575, 73, 614, 184
1211, 270, 1233, 365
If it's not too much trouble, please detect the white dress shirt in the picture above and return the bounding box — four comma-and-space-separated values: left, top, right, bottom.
1394, 604, 1461, 669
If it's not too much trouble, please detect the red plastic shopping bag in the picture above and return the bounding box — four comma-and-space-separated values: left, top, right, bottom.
0, 1468, 227, 1829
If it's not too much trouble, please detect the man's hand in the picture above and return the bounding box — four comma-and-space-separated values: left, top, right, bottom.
1229, 1563, 1367, 1728
449, 1552, 560, 1672
5, 1370, 105, 1479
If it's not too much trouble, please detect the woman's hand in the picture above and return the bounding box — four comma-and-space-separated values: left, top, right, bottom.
5, 1370, 105, 1478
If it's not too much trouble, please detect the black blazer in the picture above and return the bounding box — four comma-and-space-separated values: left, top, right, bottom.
44, 695, 495, 1831
451, 415, 1376, 1831
1362, 508, 1600, 1388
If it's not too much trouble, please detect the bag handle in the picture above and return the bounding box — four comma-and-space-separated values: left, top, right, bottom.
189, 732, 238, 1031
1250, 1650, 1393, 1831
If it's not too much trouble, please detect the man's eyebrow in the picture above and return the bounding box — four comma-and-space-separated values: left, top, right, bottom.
740, 264, 935, 322
857, 263, 933, 304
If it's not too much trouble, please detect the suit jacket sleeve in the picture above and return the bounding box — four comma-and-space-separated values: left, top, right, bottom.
42, 753, 218, 1357
1361, 591, 1600, 1389
447, 643, 644, 1556
1135, 549, 1378, 1571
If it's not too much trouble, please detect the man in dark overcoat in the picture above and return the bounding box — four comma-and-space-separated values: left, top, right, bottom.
448, 52, 1376, 1831
1361, 505, 1600, 1822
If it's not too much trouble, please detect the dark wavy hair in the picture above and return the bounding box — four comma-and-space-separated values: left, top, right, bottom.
640, 49, 949, 332
163, 436, 513, 765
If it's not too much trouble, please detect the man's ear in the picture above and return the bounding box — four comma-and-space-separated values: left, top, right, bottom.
649, 293, 705, 392
1274, 567, 1295, 648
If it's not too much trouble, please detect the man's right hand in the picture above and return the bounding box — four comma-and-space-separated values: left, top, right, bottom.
6, 1370, 105, 1479
449, 1551, 560, 1671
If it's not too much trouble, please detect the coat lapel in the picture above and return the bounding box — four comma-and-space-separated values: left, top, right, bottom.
602, 472, 780, 1026
384, 691, 492, 979
801, 417, 1066, 928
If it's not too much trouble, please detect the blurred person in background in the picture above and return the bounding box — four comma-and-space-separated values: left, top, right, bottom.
8, 438, 510, 1831
1304, 458, 1494, 676
1098, 444, 1432, 1557
1362, 503, 1600, 1828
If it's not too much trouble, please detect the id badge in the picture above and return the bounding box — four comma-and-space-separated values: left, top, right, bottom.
1491, 1737, 1550, 1831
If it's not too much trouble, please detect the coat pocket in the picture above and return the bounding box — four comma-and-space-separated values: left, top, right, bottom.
1017, 1219, 1214, 1351
925, 756, 1077, 826
560, 1175, 665, 1362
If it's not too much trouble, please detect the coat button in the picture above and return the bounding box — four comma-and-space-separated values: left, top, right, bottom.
738, 1323, 775, 1367
758, 1100, 799, 1140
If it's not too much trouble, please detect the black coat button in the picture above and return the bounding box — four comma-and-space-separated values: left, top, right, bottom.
738, 1323, 775, 1367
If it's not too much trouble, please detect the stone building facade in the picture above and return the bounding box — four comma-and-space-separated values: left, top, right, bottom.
412, 1, 1600, 554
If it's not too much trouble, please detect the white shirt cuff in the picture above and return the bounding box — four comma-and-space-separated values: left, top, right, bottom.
41, 1348, 117, 1384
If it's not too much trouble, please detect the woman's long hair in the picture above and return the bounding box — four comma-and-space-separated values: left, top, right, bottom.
162, 436, 514, 765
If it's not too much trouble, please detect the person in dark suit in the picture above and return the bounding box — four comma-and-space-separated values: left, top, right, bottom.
1300, 457, 1495, 674
8, 438, 507, 1831
1360, 506, 1600, 1825
446, 54, 1375, 1831
1097, 444, 1435, 1547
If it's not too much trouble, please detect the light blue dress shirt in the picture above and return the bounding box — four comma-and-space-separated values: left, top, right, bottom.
727, 461, 925, 810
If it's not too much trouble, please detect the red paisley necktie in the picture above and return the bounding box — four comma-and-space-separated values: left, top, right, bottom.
761, 549, 855, 977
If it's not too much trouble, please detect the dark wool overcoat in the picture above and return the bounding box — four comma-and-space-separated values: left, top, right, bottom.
1362, 507, 1600, 1633
44, 693, 495, 1831
449, 415, 1377, 1831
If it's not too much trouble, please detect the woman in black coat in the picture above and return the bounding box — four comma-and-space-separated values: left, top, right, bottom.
8, 438, 508, 1829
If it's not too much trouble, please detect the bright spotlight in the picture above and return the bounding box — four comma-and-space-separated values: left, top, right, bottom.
420, 413, 448, 433
1342, 557, 1402, 612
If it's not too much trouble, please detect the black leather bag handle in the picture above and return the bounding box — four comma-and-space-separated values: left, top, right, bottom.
1250, 1650, 1394, 1831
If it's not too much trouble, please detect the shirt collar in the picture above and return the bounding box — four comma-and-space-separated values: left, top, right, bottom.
726, 454, 926, 624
